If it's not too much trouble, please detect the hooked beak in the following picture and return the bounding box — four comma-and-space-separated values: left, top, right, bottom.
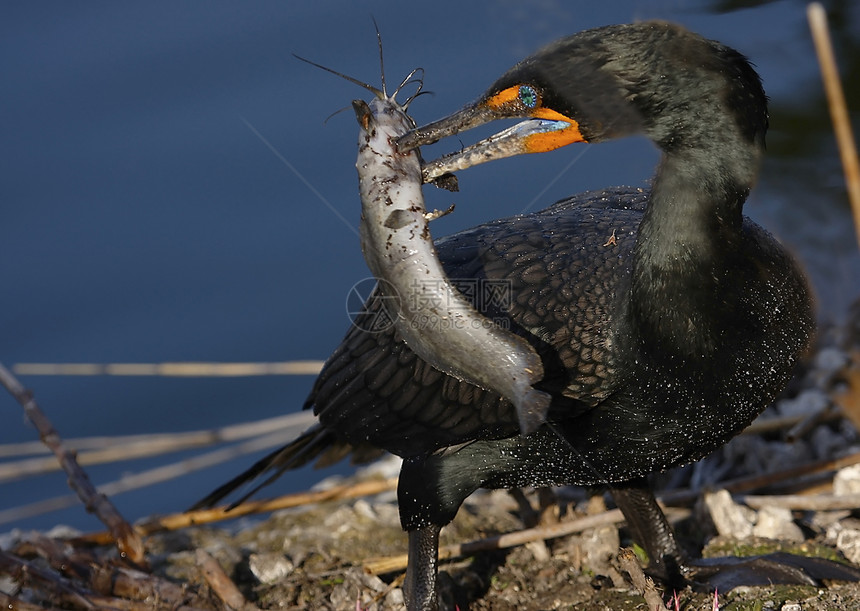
396, 98, 586, 183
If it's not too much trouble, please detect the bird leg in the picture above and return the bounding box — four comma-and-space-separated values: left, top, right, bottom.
610, 476, 860, 593
610, 476, 687, 589
404, 523, 442, 611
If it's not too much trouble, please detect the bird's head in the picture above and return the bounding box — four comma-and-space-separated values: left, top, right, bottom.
397, 21, 766, 184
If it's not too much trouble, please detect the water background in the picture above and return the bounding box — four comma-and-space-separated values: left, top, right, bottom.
3, 0, 859, 533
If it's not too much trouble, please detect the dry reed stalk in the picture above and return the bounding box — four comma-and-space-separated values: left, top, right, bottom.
0, 429, 297, 525
741, 491, 860, 511
808, 2, 860, 247
73, 476, 398, 545
12, 360, 325, 376
363, 508, 626, 575
0, 411, 315, 481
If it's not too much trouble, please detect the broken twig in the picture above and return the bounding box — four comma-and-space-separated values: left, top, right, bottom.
0, 363, 145, 565
196, 548, 262, 611
617, 547, 664, 610
740, 491, 860, 511
74, 476, 399, 546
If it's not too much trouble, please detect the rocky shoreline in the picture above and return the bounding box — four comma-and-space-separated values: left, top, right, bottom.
3, 307, 860, 610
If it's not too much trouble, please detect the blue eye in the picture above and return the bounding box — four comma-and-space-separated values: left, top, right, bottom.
519, 85, 538, 108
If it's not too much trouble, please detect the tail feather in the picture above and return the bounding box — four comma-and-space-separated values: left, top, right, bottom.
190, 424, 385, 511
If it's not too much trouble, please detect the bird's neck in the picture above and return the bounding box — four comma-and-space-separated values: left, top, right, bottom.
638, 149, 751, 258
628, 147, 757, 356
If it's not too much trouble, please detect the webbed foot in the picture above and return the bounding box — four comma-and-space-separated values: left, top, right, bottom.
611, 478, 860, 595
683, 551, 860, 593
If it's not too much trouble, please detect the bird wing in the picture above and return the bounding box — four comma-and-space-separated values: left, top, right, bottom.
190, 188, 648, 509
306, 187, 647, 457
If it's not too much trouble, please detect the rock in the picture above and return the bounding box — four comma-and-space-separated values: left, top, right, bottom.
752, 506, 804, 542
579, 496, 619, 574
811, 426, 849, 462
809, 510, 852, 530
777, 389, 829, 418
385, 587, 405, 608
323, 504, 359, 535
827, 522, 860, 564
45, 524, 82, 539
525, 539, 552, 562
353, 498, 379, 520
814, 347, 849, 379
351, 498, 400, 528
371, 501, 401, 527
834, 465, 860, 496
329, 567, 396, 611
248, 552, 294, 585
704, 489, 755, 539
357, 454, 403, 480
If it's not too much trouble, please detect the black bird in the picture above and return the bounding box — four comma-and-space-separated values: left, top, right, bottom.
196, 22, 859, 610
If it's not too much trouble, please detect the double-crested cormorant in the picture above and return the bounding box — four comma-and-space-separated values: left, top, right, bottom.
196, 22, 859, 609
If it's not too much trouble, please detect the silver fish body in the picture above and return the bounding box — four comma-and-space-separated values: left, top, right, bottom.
353, 95, 551, 434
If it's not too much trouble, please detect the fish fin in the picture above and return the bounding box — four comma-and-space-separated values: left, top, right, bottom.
517, 388, 552, 435
352, 99, 372, 130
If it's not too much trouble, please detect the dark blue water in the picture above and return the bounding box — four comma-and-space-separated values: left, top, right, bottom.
3, 1, 858, 533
